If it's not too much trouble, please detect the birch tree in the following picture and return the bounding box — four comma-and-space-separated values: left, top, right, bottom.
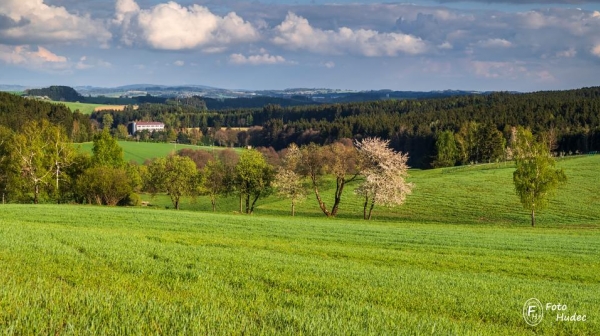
355, 137, 413, 220
49, 126, 75, 201
12, 120, 55, 204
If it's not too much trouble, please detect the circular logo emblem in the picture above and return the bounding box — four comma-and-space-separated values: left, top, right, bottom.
523, 298, 544, 326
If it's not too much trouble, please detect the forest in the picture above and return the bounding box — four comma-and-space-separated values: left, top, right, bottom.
89, 87, 600, 168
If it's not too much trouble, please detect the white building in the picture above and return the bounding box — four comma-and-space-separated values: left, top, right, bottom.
129, 121, 165, 134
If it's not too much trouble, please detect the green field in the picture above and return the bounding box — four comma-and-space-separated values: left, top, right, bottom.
50, 101, 103, 114
5, 91, 24, 96
145, 155, 600, 227
78, 141, 241, 164
0, 155, 598, 334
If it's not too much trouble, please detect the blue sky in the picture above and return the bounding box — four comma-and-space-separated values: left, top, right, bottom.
1, 0, 600, 91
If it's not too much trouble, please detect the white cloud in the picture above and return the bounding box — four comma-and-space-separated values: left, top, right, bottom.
0, 45, 68, 70
438, 42, 453, 50
76, 56, 111, 70
556, 48, 577, 58
272, 12, 427, 57
229, 53, 290, 65
323, 61, 335, 69
471, 60, 527, 79
115, 0, 259, 51
173, 60, 185, 66
592, 44, 600, 57
477, 38, 512, 48
0, 0, 111, 45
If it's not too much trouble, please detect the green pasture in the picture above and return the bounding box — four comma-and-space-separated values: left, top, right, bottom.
77, 141, 241, 164
145, 155, 600, 227
0, 205, 598, 335
5, 91, 24, 96
1, 155, 598, 334
50, 101, 103, 114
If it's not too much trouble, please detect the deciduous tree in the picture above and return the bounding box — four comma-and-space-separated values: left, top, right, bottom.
235, 149, 274, 214
355, 137, 413, 220
11, 120, 57, 204
201, 159, 227, 211
92, 130, 124, 168
513, 128, 567, 227
76, 166, 132, 205
433, 130, 459, 168
146, 156, 198, 210
298, 140, 360, 217
273, 144, 305, 216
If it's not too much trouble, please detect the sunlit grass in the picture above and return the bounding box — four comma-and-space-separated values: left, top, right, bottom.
78, 141, 242, 164
0, 206, 598, 334
1, 155, 598, 334
148, 155, 600, 227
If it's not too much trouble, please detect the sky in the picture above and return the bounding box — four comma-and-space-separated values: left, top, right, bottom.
1, 0, 600, 91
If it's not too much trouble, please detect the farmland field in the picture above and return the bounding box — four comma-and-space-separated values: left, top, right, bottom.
77, 141, 242, 164
50, 101, 104, 114
0, 155, 598, 334
93, 105, 139, 112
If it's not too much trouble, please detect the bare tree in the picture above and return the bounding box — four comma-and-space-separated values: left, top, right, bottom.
355, 137, 413, 220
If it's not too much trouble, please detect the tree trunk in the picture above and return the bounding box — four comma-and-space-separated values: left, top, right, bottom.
363, 195, 369, 220
249, 194, 260, 214
531, 209, 535, 227
239, 194, 243, 213
291, 200, 295, 217
56, 166, 60, 193
175, 198, 180, 210
211, 196, 216, 212
313, 185, 331, 217
34, 183, 39, 204
245, 194, 250, 214
330, 177, 345, 217
367, 200, 375, 220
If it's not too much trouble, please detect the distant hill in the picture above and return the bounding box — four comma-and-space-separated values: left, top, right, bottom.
203, 96, 318, 110
26, 86, 83, 102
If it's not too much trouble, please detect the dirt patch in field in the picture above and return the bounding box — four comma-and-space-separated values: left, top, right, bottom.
94, 105, 139, 112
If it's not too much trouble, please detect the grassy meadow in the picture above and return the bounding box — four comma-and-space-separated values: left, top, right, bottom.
77, 141, 241, 164
49, 101, 104, 114
0, 154, 598, 334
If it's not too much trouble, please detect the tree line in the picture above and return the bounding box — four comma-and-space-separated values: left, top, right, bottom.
0, 110, 566, 224
0, 120, 413, 219
91, 87, 600, 168
0, 92, 95, 142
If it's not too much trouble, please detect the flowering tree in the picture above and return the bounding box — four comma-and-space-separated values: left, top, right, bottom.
355, 137, 413, 220
273, 144, 306, 216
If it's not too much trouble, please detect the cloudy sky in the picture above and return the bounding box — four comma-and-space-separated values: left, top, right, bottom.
1, 0, 600, 91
